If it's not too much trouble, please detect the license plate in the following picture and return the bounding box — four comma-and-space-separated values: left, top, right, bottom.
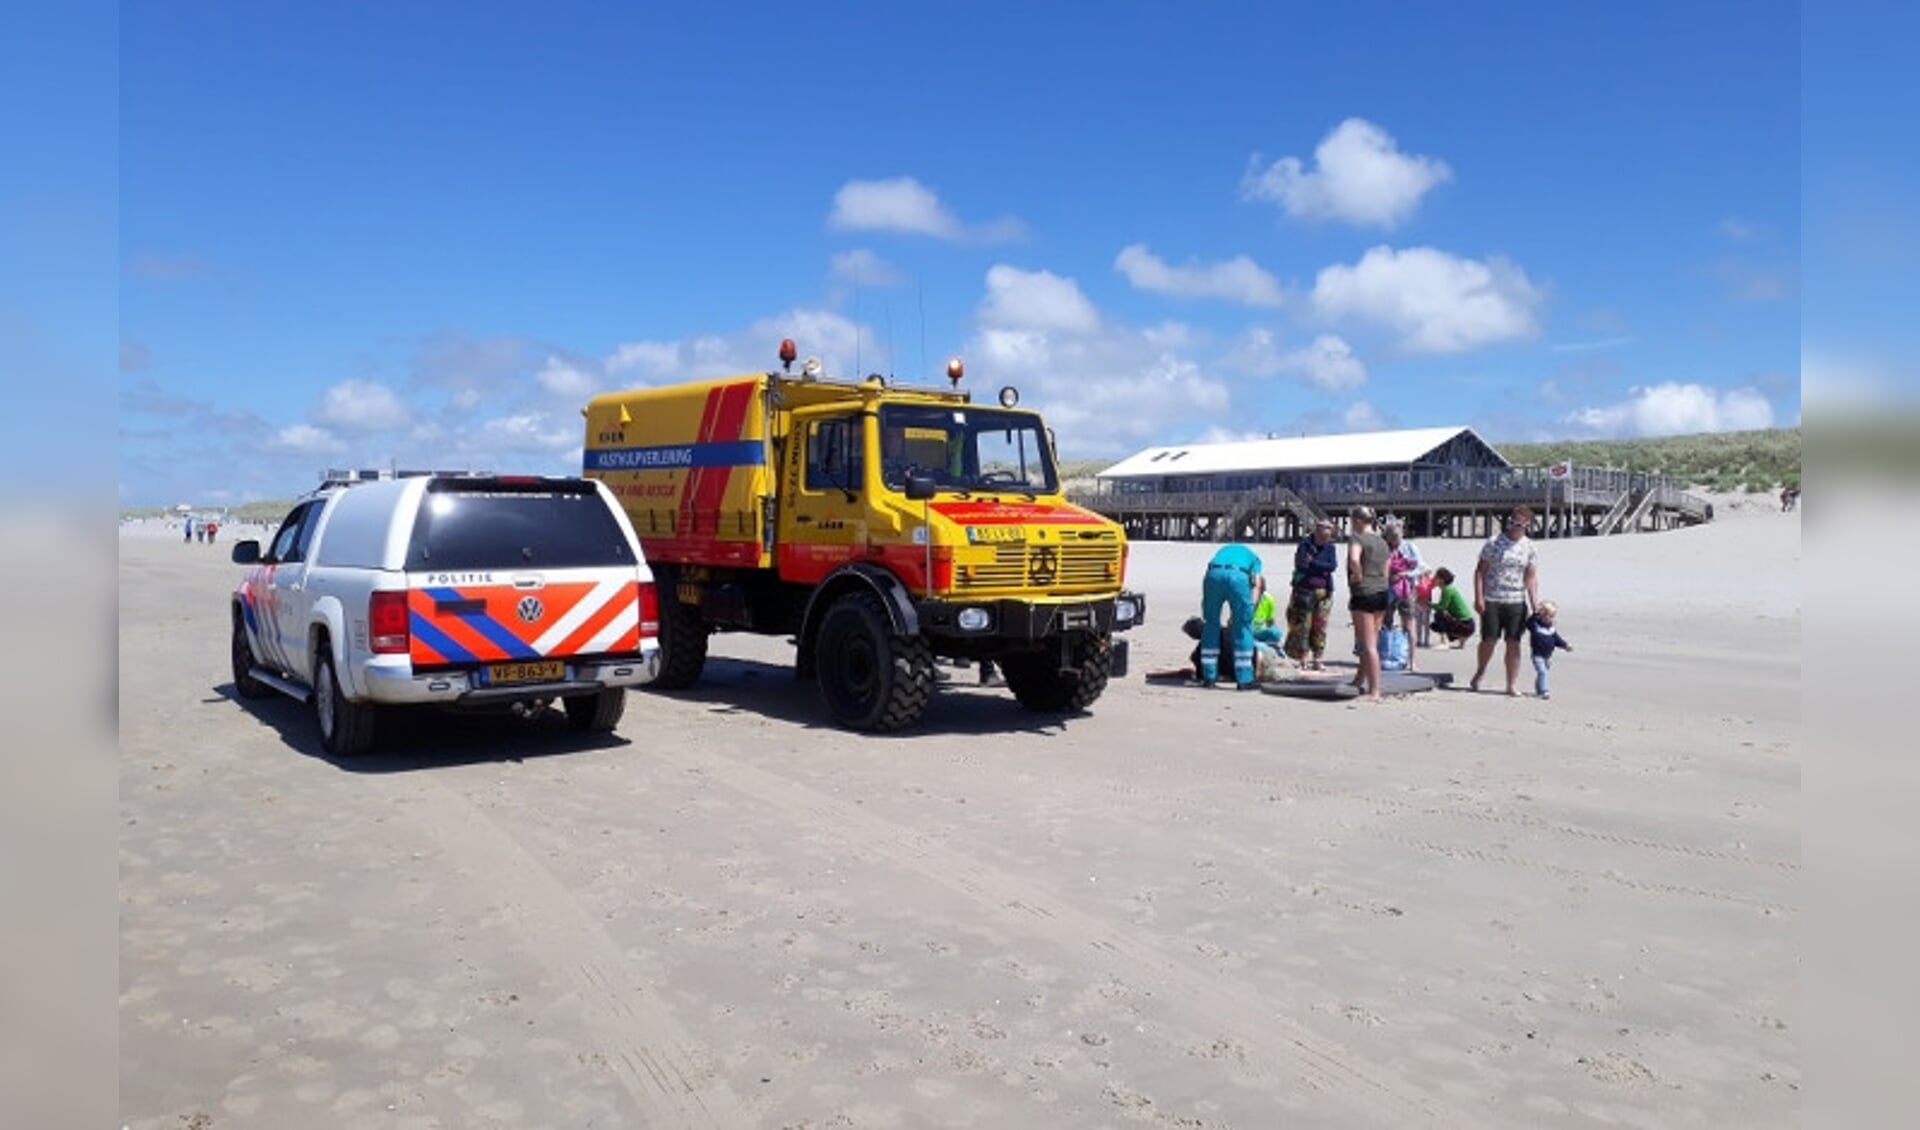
968, 525, 1022, 543
486, 660, 565, 686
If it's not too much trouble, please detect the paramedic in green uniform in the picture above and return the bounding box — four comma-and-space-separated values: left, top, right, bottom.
1199, 543, 1264, 689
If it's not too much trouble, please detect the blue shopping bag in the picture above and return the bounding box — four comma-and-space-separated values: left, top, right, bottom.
1378, 626, 1410, 671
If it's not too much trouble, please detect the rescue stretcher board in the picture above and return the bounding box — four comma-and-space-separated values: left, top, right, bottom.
1143, 669, 1451, 699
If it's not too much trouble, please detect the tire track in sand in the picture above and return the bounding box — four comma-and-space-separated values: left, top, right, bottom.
671, 745, 1463, 1127
406, 778, 748, 1128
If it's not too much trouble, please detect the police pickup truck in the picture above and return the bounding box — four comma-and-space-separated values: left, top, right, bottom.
230, 473, 660, 756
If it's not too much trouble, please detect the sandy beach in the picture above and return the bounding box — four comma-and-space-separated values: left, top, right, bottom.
119, 500, 1799, 1128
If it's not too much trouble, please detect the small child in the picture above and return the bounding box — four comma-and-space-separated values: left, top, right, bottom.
1412, 570, 1436, 648
1526, 601, 1573, 699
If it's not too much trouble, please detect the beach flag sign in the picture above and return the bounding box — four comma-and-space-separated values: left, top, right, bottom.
1548, 459, 1572, 479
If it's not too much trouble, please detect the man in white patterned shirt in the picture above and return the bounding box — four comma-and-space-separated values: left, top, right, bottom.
1470, 505, 1540, 696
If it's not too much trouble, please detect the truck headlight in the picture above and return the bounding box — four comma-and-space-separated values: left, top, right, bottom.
1113, 598, 1138, 625
957, 607, 992, 632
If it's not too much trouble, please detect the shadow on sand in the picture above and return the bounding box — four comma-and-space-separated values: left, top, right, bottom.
211, 683, 631, 773
212, 654, 1077, 769
650, 656, 1080, 739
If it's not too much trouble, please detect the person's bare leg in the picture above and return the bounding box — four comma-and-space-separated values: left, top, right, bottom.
1472, 633, 1496, 690
1364, 612, 1384, 699
1504, 638, 1522, 695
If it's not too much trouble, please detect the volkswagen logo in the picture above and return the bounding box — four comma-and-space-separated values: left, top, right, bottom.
516, 596, 545, 624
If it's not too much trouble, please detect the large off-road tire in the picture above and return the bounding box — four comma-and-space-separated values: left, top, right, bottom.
313, 647, 377, 758
563, 688, 626, 732
231, 611, 271, 699
1001, 633, 1113, 714
814, 591, 934, 732
652, 576, 709, 690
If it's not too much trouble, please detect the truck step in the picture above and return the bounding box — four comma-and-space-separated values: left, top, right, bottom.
250, 668, 313, 703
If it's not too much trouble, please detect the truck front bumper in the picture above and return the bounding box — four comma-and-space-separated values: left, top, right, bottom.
913, 590, 1145, 641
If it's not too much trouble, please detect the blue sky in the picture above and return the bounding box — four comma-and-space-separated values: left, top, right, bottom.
116, 1, 1804, 507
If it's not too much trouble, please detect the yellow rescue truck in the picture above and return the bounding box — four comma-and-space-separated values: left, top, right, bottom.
582, 341, 1144, 731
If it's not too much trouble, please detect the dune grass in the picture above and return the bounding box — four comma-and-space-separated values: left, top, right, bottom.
1496, 428, 1800, 493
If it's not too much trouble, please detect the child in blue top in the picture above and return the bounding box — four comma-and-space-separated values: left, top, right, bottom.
1526, 602, 1573, 699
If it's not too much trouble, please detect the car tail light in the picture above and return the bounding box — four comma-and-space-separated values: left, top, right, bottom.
636, 581, 659, 638
369, 590, 410, 654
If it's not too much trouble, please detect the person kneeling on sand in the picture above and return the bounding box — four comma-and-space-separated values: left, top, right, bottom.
1428, 567, 1475, 646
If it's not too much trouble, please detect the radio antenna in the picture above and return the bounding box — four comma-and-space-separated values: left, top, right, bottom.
917, 279, 927, 385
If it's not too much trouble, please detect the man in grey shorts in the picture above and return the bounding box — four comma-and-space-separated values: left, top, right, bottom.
1470, 505, 1540, 695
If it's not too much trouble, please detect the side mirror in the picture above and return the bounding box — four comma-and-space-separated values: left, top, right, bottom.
904, 471, 937, 501
231, 540, 261, 565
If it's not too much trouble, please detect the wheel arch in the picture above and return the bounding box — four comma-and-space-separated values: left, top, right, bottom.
796, 563, 919, 679
305, 597, 356, 699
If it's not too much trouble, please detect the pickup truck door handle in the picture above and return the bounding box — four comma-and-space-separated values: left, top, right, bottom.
794, 515, 813, 524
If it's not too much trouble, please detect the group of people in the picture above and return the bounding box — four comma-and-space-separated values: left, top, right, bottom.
1197, 504, 1573, 701
182, 517, 220, 544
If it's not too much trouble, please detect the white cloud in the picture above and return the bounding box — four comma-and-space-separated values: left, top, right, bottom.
605, 309, 886, 383
316, 379, 411, 431
1717, 216, 1761, 241
1220, 329, 1367, 391
966, 267, 1231, 457
1311, 245, 1544, 354
978, 265, 1100, 334
828, 177, 1023, 242
1286, 334, 1367, 392
1112, 244, 1286, 307
829, 248, 902, 286
1195, 427, 1276, 444
480, 412, 578, 453
1567, 383, 1775, 437
1241, 118, 1451, 228
1342, 400, 1387, 430
268, 424, 347, 456
535, 356, 598, 400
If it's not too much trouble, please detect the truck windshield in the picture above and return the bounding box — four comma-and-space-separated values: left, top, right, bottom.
877, 405, 1059, 494
406, 484, 634, 570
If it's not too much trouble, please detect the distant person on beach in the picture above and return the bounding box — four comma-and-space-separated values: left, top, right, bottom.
1428, 567, 1475, 645
1526, 601, 1573, 699
1414, 569, 1437, 647
1346, 506, 1390, 702
1471, 505, 1540, 696
206, 520, 218, 544
1283, 519, 1338, 671
1198, 542, 1264, 690
183, 518, 193, 544
1383, 520, 1424, 671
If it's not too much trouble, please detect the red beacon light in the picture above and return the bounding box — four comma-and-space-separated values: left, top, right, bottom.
946, 357, 964, 388
778, 338, 798, 371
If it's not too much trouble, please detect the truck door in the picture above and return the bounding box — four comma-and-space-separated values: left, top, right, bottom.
776, 410, 868, 584
267, 501, 325, 682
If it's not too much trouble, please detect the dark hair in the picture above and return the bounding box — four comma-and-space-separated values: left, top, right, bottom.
1434, 567, 1454, 584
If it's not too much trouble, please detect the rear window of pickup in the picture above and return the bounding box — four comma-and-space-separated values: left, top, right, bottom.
406, 483, 634, 570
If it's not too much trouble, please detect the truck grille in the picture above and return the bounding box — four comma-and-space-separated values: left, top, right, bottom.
959, 540, 1119, 591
